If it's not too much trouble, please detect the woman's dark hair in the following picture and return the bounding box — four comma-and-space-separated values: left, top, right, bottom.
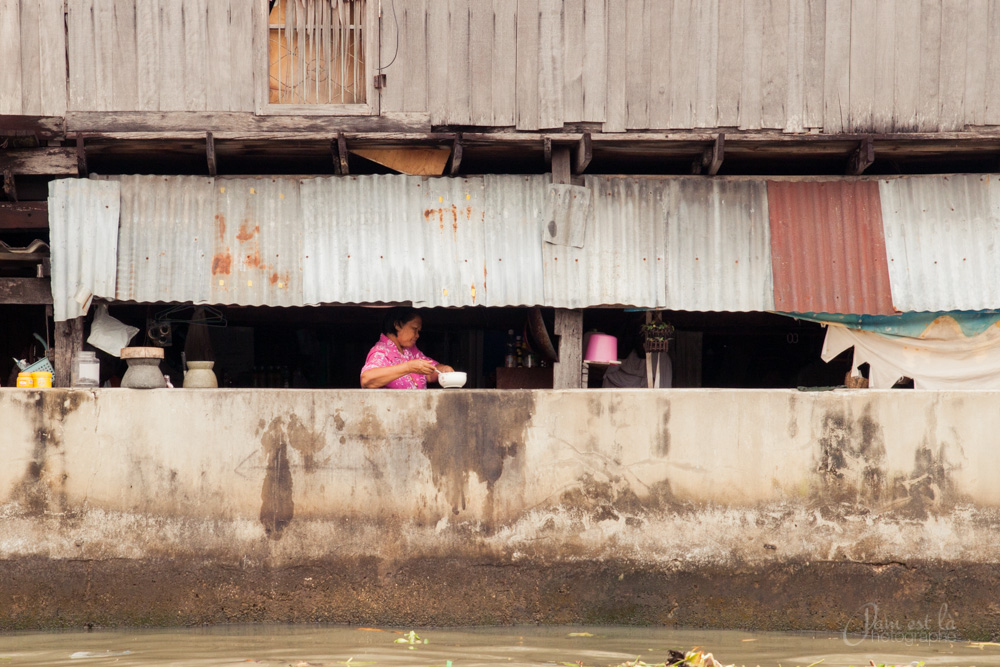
381, 307, 420, 336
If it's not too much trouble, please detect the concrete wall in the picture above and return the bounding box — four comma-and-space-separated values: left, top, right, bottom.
4, 388, 1000, 634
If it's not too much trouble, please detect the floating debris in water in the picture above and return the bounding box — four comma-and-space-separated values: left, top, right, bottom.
393, 630, 426, 645
612, 648, 726, 667
69, 650, 132, 659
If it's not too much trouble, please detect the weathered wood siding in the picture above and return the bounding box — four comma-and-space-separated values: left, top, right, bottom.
6, 0, 1000, 132
0, 0, 66, 116
65, 0, 255, 112
380, 0, 1000, 132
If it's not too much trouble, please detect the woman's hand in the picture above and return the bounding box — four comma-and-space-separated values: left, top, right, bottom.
435, 364, 454, 373
406, 359, 437, 376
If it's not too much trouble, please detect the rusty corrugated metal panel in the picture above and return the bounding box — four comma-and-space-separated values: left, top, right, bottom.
302, 175, 493, 307
47, 178, 120, 322
543, 177, 774, 311
768, 180, 894, 315
879, 174, 1000, 312
115, 175, 303, 307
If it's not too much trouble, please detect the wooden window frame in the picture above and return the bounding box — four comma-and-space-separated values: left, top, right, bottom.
254, 0, 378, 116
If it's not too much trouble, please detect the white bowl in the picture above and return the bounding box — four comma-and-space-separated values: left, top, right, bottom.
437, 371, 467, 388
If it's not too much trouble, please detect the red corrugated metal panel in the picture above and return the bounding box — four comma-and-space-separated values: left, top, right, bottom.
767, 181, 895, 315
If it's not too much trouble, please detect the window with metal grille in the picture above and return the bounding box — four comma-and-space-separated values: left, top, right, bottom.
268, 0, 366, 105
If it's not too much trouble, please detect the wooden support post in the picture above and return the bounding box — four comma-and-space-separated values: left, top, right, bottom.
206, 131, 217, 176
573, 132, 592, 174
2, 167, 16, 202
552, 308, 583, 389
448, 134, 464, 176
337, 132, 349, 175
54, 317, 85, 387
848, 137, 875, 175
543, 137, 552, 168
76, 136, 88, 177
551, 147, 571, 185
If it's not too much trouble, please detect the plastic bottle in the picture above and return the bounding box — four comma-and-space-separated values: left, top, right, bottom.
504, 329, 516, 368
515, 335, 524, 367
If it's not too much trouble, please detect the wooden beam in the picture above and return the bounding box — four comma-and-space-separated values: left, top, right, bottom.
551, 147, 572, 185
65, 111, 433, 135
337, 132, 349, 175
543, 137, 553, 167
0, 115, 65, 139
0, 202, 47, 230
448, 135, 464, 176
1, 168, 16, 202
573, 132, 592, 174
206, 131, 217, 176
54, 317, 85, 388
847, 137, 875, 175
0, 147, 77, 175
76, 137, 88, 177
0, 277, 52, 305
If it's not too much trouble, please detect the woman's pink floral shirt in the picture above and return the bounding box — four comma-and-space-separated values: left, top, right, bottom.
361, 334, 437, 389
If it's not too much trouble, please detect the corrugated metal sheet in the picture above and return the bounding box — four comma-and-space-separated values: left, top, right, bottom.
664, 179, 773, 311
543, 177, 773, 311
115, 175, 304, 307
48, 178, 120, 322
60, 173, 1000, 315
482, 174, 548, 307
543, 177, 665, 309
879, 175, 1000, 312
768, 181, 894, 315
302, 175, 491, 307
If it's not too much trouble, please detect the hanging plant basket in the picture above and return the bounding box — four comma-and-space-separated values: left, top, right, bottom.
641, 320, 675, 353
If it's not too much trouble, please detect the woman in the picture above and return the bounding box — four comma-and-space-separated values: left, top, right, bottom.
360, 307, 454, 389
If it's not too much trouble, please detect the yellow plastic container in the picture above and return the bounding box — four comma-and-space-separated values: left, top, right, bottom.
31, 371, 53, 388
16, 373, 34, 388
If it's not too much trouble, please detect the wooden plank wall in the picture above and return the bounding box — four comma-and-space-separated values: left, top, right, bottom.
4, 0, 998, 131
66, 0, 254, 112
0, 0, 66, 116
379, 0, 1000, 132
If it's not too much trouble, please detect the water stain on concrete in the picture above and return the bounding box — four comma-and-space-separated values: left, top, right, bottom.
12, 391, 85, 514
815, 405, 887, 503
260, 418, 294, 539
422, 392, 531, 516
285, 414, 325, 472
658, 401, 671, 457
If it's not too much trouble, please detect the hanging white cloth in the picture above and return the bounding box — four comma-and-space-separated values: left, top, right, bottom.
821, 316, 1000, 389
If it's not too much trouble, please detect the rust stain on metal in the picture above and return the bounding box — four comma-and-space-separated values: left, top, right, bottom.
211, 252, 232, 275
767, 181, 894, 315
244, 245, 263, 269
424, 208, 445, 231
236, 222, 259, 242
214, 213, 226, 241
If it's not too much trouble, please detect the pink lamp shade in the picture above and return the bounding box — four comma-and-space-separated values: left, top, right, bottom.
584, 333, 618, 363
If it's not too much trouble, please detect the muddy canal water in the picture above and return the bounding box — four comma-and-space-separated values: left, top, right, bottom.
1, 626, 999, 667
